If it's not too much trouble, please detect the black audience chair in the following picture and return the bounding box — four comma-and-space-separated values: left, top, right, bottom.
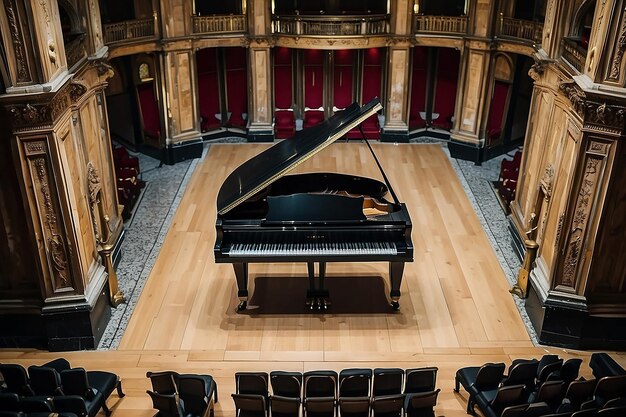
404, 389, 440, 417
0, 393, 20, 411
236, 372, 269, 396
581, 375, 626, 410
571, 409, 598, 417
147, 370, 180, 395
59, 368, 110, 417
232, 393, 269, 417
597, 405, 626, 416
339, 369, 372, 397
538, 359, 564, 387
27, 365, 64, 396
373, 368, 404, 396
0, 365, 34, 396
19, 396, 54, 413
405, 368, 437, 394
501, 360, 539, 394
535, 355, 560, 378
304, 371, 338, 399
589, 353, 626, 379
540, 412, 575, 417
371, 393, 405, 417
270, 371, 302, 399
454, 362, 506, 414
552, 359, 583, 385
530, 380, 565, 410
501, 402, 552, 417
474, 384, 526, 417
303, 396, 335, 417
270, 395, 301, 417
54, 395, 106, 417
147, 390, 184, 417
559, 379, 597, 412
338, 396, 371, 417
179, 375, 216, 417
604, 397, 626, 408
41, 358, 71, 373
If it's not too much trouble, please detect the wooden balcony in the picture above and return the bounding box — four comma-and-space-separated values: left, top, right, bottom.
413, 15, 468, 34
497, 17, 543, 44
103, 18, 156, 45
562, 38, 586, 73
192, 15, 247, 34
272, 14, 390, 36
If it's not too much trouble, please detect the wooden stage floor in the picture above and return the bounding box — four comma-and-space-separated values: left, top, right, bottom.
4, 143, 623, 416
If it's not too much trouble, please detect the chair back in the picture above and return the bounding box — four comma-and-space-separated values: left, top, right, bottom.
147, 371, 180, 395
339, 369, 372, 397
41, 358, 71, 373
474, 363, 506, 391
595, 375, 626, 407
536, 380, 565, 408
503, 361, 539, 390
179, 376, 209, 416
270, 395, 301, 417
338, 396, 370, 417
571, 409, 600, 417
559, 359, 583, 385
538, 360, 564, 384
147, 390, 183, 417
502, 402, 552, 417
19, 396, 54, 413
304, 371, 338, 399
53, 395, 90, 417
404, 368, 437, 394
270, 371, 302, 398
597, 406, 626, 416
28, 365, 63, 396
236, 372, 270, 398
565, 379, 597, 410
60, 368, 92, 399
405, 389, 439, 417
490, 385, 525, 415
371, 394, 404, 417
373, 368, 404, 396
232, 393, 268, 417
0, 364, 33, 396
0, 393, 20, 411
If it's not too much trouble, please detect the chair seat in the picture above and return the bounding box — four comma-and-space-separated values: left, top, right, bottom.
455, 367, 481, 395
87, 371, 117, 398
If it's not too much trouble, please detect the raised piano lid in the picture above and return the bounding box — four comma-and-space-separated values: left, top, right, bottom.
217, 98, 383, 215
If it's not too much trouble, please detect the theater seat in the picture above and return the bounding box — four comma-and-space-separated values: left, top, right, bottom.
303, 111, 324, 129
346, 114, 380, 139
201, 114, 221, 132
275, 111, 296, 139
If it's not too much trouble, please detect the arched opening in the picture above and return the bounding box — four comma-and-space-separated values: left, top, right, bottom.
570, 0, 596, 49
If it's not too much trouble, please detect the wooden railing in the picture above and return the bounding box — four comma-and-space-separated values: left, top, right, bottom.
192, 15, 247, 34
272, 14, 390, 36
413, 15, 468, 34
65, 34, 87, 69
562, 38, 586, 72
103, 18, 155, 44
498, 16, 543, 44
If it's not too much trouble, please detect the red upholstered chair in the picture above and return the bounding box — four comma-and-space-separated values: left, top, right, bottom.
347, 114, 380, 139
409, 113, 427, 130
113, 146, 139, 171
228, 112, 247, 128
303, 111, 324, 129
201, 114, 221, 132
498, 151, 522, 207
274, 111, 296, 139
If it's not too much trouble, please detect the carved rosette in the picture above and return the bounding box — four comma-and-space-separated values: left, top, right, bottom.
24, 140, 72, 292
609, 7, 626, 80
559, 81, 626, 134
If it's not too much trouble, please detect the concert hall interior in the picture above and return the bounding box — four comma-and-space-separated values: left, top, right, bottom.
1, 0, 626, 416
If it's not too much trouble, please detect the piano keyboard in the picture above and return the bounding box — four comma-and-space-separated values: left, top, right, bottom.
228, 241, 398, 257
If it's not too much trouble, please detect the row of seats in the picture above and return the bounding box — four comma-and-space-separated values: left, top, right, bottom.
0, 358, 124, 417
455, 352, 626, 417
274, 110, 382, 140
231, 367, 440, 417
146, 370, 218, 417
113, 146, 145, 220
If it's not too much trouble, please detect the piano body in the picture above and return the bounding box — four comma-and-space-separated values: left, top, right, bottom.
214, 99, 413, 311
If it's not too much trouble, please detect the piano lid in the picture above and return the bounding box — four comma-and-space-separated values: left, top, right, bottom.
217, 98, 383, 215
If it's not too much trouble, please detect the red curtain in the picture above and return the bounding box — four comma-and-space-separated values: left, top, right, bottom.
333, 50, 353, 109
362, 48, 382, 103
225, 47, 248, 127
137, 82, 160, 137
274, 47, 292, 109
432, 48, 460, 130
196, 48, 221, 130
487, 81, 510, 135
304, 49, 324, 109
409, 47, 428, 128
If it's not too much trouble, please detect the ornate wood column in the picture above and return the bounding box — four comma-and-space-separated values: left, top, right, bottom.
381, 42, 411, 142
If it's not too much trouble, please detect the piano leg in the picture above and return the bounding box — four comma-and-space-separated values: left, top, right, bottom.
319, 262, 329, 310
233, 263, 249, 311
306, 262, 330, 310
389, 262, 404, 310
306, 262, 315, 308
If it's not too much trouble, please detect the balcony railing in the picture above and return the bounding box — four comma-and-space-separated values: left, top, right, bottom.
272, 14, 390, 36
65, 34, 87, 69
413, 15, 468, 34
498, 16, 543, 44
562, 38, 586, 73
103, 18, 155, 44
192, 15, 247, 34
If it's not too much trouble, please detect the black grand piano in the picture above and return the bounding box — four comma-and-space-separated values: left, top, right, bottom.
214, 98, 413, 311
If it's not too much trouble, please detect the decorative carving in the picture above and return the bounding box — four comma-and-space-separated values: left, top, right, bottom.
87, 162, 103, 243
93, 59, 114, 79
528, 60, 545, 81
559, 81, 586, 117
32, 153, 70, 289
559, 81, 626, 133
609, 8, 626, 80
540, 164, 554, 197
245, 36, 276, 47
5, 0, 30, 82
555, 212, 565, 249
69, 81, 87, 102
561, 157, 601, 287
386, 36, 414, 46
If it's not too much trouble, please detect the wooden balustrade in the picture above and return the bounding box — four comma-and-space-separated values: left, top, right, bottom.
192, 15, 247, 34
498, 16, 543, 44
65, 34, 87, 69
413, 15, 468, 34
562, 38, 586, 72
103, 18, 155, 44
272, 14, 389, 36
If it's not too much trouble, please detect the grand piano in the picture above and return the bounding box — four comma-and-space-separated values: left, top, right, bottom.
214, 98, 413, 311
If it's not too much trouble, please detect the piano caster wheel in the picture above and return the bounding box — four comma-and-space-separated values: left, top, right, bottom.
237, 301, 248, 311
390, 301, 400, 311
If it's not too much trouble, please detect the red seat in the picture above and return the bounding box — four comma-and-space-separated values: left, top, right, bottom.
228, 112, 247, 128
275, 111, 296, 139
113, 146, 139, 171
303, 111, 324, 129
346, 114, 380, 139
498, 151, 522, 207
201, 114, 221, 132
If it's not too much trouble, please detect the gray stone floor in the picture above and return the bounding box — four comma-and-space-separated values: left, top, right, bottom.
98, 139, 536, 349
